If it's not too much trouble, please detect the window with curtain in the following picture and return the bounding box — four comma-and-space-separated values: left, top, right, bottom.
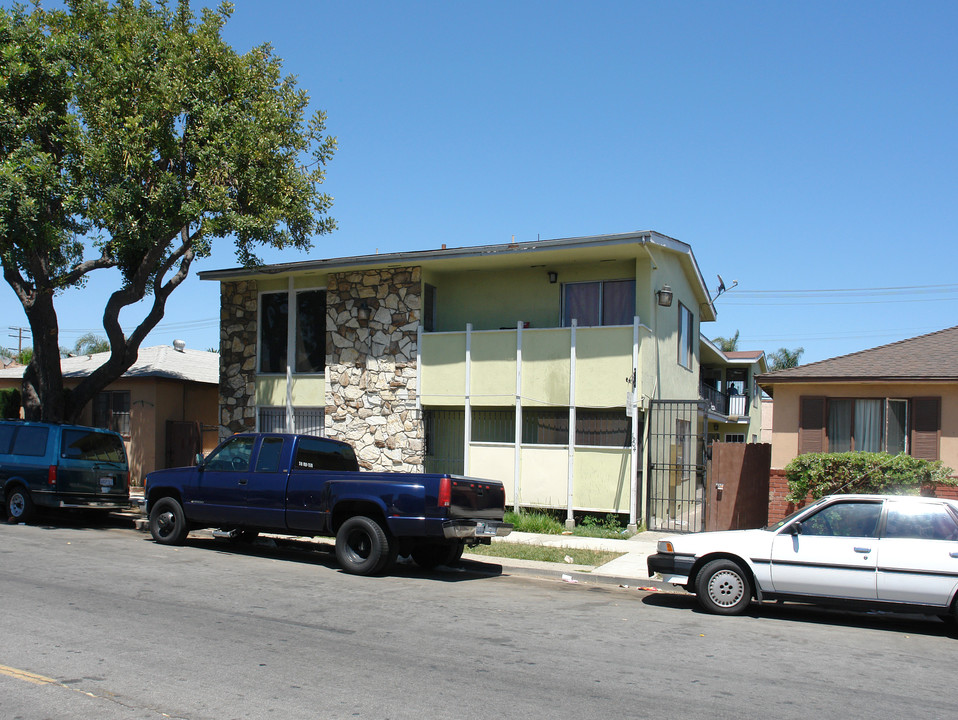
823, 398, 908, 454
575, 409, 632, 447
562, 279, 635, 327
522, 409, 569, 445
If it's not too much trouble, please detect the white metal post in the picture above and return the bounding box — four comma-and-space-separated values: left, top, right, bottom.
566, 320, 577, 530
514, 321, 523, 513
464, 323, 472, 476
285, 277, 295, 433
415, 326, 422, 414
629, 316, 640, 532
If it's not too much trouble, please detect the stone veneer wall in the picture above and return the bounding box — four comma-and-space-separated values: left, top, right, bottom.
325, 267, 423, 471
219, 280, 258, 439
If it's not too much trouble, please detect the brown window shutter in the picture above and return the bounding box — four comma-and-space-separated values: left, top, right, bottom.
798, 396, 826, 454
911, 397, 941, 460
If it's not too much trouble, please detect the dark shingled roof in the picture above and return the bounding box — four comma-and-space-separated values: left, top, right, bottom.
757, 326, 958, 384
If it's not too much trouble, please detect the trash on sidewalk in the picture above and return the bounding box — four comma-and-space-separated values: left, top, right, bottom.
636, 586, 661, 592
563, 555, 573, 563
561, 574, 579, 583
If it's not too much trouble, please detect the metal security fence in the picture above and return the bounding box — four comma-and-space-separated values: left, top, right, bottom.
258, 407, 324, 435
423, 409, 464, 475
646, 400, 708, 533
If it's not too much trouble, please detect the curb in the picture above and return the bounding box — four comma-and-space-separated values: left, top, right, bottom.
124, 509, 673, 592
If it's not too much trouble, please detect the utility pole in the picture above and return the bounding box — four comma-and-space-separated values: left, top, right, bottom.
8, 326, 31, 358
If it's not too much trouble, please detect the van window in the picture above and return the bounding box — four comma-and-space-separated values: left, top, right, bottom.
0, 424, 15, 454
293, 437, 359, 472
12, 426, 49, 457
61, 429, 126, 463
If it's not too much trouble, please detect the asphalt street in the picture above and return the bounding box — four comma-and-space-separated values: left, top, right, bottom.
2, 515, 957, 720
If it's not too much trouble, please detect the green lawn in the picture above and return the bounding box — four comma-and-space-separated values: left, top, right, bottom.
465, 543, 624, 567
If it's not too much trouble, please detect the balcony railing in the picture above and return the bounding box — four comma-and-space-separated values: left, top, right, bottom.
699, 382, 751, 417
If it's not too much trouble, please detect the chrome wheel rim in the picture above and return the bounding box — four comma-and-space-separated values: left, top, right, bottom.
9, 493, 24, 518
707, 569, 746, 608
155, 511, 176, 538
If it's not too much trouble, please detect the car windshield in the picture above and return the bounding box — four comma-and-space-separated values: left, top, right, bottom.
766, 498, 828, 532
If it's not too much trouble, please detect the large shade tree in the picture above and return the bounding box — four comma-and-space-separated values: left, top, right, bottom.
1, 0, 335, 422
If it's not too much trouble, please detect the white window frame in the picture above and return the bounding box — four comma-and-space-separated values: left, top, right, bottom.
257, 285, 327, 377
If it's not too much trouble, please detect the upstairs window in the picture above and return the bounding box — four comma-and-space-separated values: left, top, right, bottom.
260, 288, 326, 374
260, 291, 288, 373
562, 279, 635, 327
678, 302, 694, 369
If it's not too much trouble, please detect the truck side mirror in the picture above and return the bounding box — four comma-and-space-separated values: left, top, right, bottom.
194, 452, 205, 467
788, 521, 802, 536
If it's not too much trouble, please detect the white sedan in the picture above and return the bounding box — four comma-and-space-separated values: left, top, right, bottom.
647, 494, 958, 617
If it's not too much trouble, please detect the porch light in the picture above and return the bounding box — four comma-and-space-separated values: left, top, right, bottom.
357, 301, 370, 321
656, 284, 673, 307
548, 271, 558, 284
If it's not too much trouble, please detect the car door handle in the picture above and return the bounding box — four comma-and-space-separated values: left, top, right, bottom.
854, 547, 872, 554
238, 478, 248, 485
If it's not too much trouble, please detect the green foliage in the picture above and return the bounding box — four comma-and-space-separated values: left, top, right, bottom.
712, 330, 740, 352
73, 333, 110, 355
1, 0, 336, 422
784, 452, 957, 502
466, 543, 623, 567
0, 388, 21, 418
504, 510, 565, 535
768, 346, 804, 371
504, 509, 637, 538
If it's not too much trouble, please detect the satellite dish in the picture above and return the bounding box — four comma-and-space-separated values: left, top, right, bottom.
717, 274, 726, 294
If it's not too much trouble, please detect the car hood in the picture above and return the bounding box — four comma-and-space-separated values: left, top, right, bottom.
663, 528, 776, 555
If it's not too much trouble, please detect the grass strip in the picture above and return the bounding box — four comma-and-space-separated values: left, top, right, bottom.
465, 543, 624, 567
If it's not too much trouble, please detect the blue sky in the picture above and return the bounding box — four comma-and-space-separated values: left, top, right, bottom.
3, 0, 957, 365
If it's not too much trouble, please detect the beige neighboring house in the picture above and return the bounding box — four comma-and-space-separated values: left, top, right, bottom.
757, 326, 958, 473
0, 343, 220, 485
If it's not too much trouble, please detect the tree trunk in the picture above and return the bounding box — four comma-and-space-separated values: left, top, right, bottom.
21, 290, 65, 422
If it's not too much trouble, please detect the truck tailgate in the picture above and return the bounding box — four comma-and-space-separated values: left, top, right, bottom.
448, 476, 506, 520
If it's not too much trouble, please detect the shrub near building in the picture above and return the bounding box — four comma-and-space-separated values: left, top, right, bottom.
784, 452, 956, 502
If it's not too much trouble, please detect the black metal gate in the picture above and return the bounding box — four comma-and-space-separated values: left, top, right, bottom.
646, 400, 708, 533
423, 409, 464, 475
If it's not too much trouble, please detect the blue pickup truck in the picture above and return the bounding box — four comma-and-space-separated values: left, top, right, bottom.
143, 432, 512, 575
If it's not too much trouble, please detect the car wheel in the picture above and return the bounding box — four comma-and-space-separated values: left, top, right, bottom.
411, 542, 461, 570
695, 559, 752, 615
6, 485, 35, 523
148, 497, 189, 545
335, 516, 391, 575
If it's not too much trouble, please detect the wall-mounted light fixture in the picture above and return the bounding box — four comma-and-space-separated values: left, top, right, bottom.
656, 284, 673, 307
548, 271, 558, 284
357, 301, 370, 321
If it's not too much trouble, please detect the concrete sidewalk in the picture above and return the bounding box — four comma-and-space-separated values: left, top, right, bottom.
127, 489, 674, 590
471, 529, 674, 589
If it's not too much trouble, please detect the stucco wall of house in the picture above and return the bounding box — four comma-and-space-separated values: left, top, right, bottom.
639, 252, 701, 404
769, 382, 958, 471
430, 259, 637, 332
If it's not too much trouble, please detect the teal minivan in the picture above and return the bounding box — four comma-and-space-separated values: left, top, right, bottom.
0, 420, 130, 522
